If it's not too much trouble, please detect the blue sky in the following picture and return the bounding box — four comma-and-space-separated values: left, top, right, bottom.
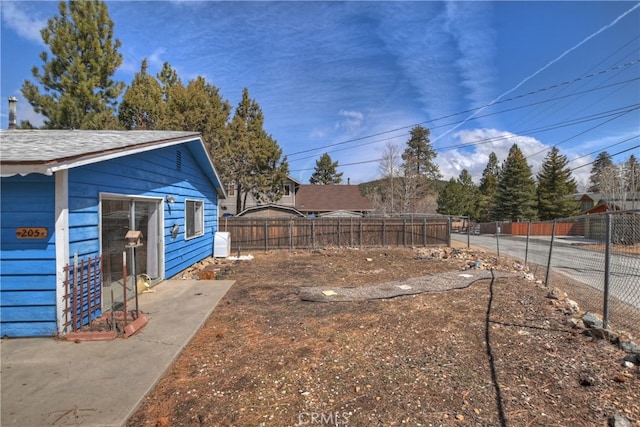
2, 1, 639, 190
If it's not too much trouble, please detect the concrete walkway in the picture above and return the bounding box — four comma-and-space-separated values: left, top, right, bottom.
1, 278, 234, 427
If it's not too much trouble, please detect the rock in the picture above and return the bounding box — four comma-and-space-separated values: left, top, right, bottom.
608, 415, 631, 427
590, 327, 617, 342
567, 317, 584, 329
582, 312, 603, 329
619, 340, 640, 354
547, 287, 566, 300
579, 372, 597, 386
565, 299, 579, 313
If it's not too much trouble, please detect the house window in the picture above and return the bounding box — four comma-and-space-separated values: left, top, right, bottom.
185, 199, 204, 239
227, 183, 235, 196
283, 184, 291, 196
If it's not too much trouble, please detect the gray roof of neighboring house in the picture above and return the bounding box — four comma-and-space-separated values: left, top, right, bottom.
295, 185, 374, 213
0, 129, 226, 197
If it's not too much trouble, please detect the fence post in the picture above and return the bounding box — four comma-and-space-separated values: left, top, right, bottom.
383, 218, 386, 247
423, 218, 427, 247
403, 218, 407, 247
312, 220, 316, 249
350, 217, 354, 247
495, 222, 500, 258
544, 220, 556, 288
264, 219, 269, 252
289, 220, 293, 251
525, 220, 531, 267
359, 218, 363, 247
447, 216, 452, 247
603, 213, 612, 329
466, 217, 470, 249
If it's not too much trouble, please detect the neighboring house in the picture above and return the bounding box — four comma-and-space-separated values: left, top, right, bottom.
232, 180, 374, 218
577, 192, 640, 214
575, 193, 602, 213
0, 130, 226, 337
220, 176, 300, 216
294, 185, 374, 217
236, 204, 305, 218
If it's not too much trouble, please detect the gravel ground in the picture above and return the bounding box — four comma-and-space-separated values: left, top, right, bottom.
127, 246, 640, 427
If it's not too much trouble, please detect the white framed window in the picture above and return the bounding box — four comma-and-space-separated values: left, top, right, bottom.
283, 184, 291, 196
185, 199, 204, 239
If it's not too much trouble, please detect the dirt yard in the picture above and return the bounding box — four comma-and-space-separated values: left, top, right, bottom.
127, 245, 640, 427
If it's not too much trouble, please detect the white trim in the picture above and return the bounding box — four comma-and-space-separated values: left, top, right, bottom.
98, 193, 165, 282
185, 199, 205, 240
48, 137, 198, 174
3, 136, 199, 177
55, 170, 69, 335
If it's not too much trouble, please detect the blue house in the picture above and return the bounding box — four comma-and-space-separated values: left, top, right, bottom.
0, 130, 226, 337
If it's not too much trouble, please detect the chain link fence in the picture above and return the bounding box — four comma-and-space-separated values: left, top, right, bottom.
452, 210, 640, 335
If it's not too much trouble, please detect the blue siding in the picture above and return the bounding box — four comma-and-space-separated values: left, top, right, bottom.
0, 174, 57, 337
0, 138, 220, 337
69, 142, 219, 279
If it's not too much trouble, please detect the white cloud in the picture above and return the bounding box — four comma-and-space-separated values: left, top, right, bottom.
335, 110, 364, 133
1, 2, 47, 45
437, 128, 547, 182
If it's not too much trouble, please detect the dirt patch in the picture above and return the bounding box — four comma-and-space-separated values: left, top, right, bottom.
127, 246, 640, 427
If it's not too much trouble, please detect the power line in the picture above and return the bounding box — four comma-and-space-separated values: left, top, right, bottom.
285, 60, 640, 159
570, 144, 640, 172
287, 78, 640, 163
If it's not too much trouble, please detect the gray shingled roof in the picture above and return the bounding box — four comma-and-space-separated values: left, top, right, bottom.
295, 185, 374, 212
0, 130, 200, 163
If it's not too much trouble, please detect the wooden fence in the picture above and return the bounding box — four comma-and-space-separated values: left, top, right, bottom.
219, 217, 450, 251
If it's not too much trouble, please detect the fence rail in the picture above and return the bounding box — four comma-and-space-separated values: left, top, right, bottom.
220, 216, 450, 251
453, 210, 640, 335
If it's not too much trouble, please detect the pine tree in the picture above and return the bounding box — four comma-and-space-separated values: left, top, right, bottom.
310, 153, 343, 185
623, 155, 640, 193
436, 178, 464, 215
436, 170, 478, 217
155, 62, 231, 160
495, 144, 538, 221
224, 88, 288, 212
21, 0, 124, 129
476, 152, 500, 222
536, 147, 580, 220
118, 59, 164, 130
588, 151, 614, 192
401, 125, 442, 180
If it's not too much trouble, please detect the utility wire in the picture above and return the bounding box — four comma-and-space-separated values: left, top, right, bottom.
570, 144, 640, 171
285, 60, 640, 159
288, 78, 640, 163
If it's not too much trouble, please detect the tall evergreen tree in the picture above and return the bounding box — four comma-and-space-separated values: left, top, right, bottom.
476, 152, 500, 222
436, 169, 478, 218
401, 125, 441, 180
118, 59, 164, 130
310, 153, 343, 185
21, 0, 124, 129
588, 151, 614, 192
436, 178, 463, 215
155, 63, 231, 159
623, 154, 640, 193
495, 144, 538, 221
536, 147, 580, 220
224, 88, 288, 212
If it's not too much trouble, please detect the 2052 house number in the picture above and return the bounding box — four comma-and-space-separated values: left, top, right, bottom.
16, 227, 48, 239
